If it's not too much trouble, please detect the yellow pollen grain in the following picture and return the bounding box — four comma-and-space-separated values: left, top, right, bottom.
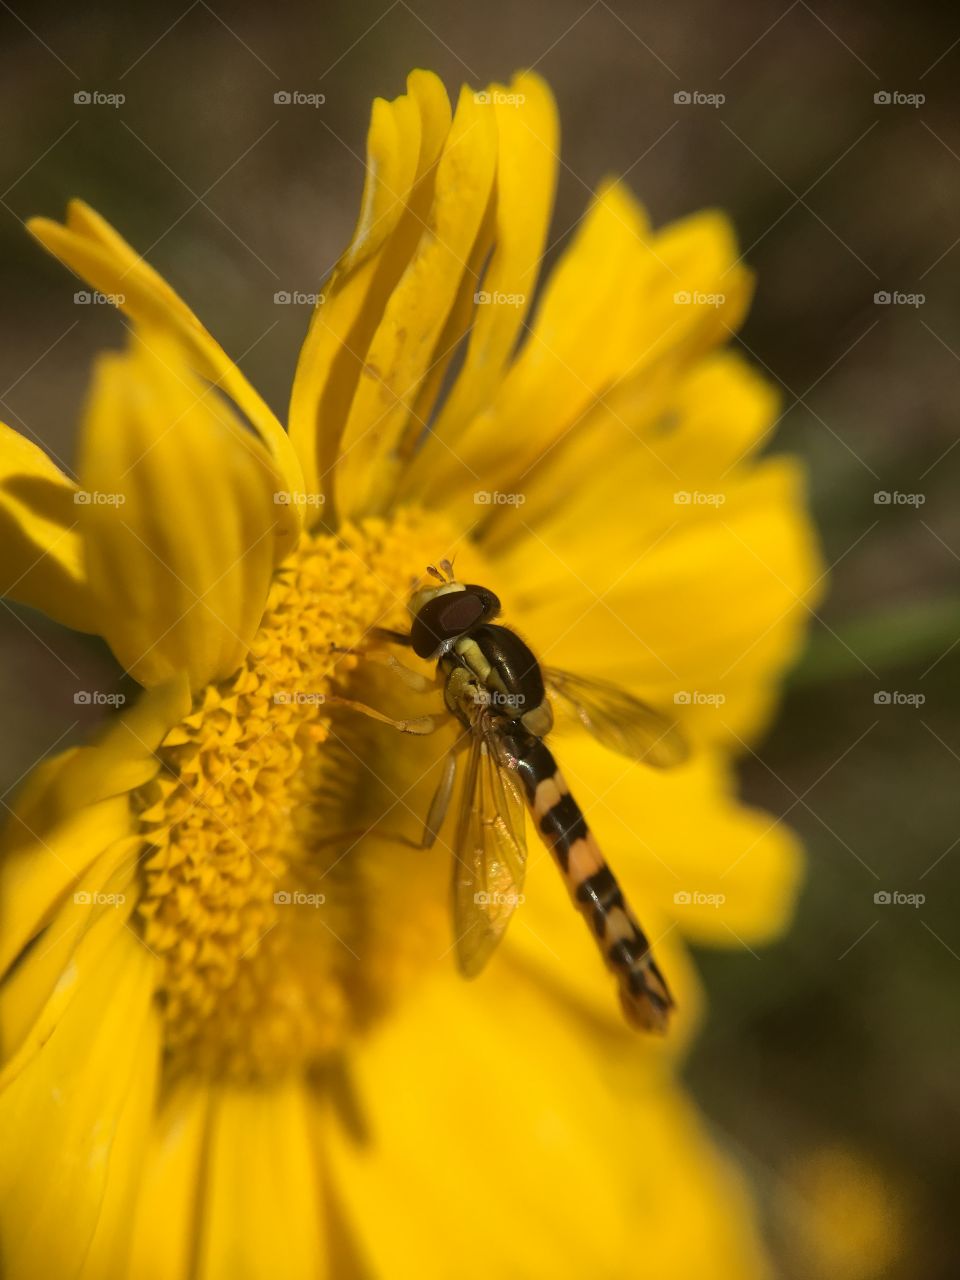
133, 510, 455, 1083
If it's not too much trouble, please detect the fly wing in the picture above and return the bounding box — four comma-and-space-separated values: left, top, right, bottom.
451, 727, 528, 978
544, 668, 689, 768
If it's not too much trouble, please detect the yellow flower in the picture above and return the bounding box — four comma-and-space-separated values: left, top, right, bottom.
784, 1146, 906, 1280
0, 70, 822, 1279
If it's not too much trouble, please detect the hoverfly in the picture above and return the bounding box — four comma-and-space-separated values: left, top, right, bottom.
378, 561, 688, 1032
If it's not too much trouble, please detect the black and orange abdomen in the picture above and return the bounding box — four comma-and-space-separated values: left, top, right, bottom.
498, 729, 674, 1033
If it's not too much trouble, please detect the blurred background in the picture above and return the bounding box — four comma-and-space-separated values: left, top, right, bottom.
1, 1, 957, 1275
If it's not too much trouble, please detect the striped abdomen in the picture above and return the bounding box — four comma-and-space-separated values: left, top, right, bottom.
500, 729, 674, 1033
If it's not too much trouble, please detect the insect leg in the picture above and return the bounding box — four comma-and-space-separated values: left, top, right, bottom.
370, 627, 414, 647
321, 694, 435, 735
421, 747, 459, 848
327, 643, 430, 692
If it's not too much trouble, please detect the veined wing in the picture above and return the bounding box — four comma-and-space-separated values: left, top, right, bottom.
544, 668, 688, 768
451, 727, 528, 978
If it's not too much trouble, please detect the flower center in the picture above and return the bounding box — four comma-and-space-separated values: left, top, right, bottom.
134, 509, 463, 1084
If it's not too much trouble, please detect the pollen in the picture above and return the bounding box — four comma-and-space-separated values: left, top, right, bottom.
133, 510, 458, 1083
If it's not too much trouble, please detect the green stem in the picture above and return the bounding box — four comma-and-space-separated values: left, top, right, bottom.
788, 599, 960, 687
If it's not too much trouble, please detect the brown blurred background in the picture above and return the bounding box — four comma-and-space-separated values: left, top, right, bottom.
1, 1, 958, 1275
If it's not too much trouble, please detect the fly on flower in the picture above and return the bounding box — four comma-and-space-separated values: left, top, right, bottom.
379, 560, 688, 1032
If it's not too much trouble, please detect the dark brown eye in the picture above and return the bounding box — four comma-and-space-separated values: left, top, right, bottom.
462, 585, 501, 620
438, 594, 486, 634
410, 588, 501, 658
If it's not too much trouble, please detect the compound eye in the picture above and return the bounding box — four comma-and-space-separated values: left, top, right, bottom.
438, 593, 487, 634
462, 585, 501, 621
410, 592, 487, 658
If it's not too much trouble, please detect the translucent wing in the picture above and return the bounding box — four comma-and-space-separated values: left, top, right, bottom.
544, 668, 689, 768
451, 727, 528, 978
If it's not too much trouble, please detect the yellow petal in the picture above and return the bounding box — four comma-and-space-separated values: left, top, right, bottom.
77, 334, 293, 690
0, 922, 160, 1280
333, 85, 499, 518
399, 72, 559, 499
0, 676, 188, 980
0, 795, 132, 982
27, 201, 304, 502
0, 420, 96, 631
414, 180, 654, 498
651, 208, 754, 354
195, 1082, 326, 1280
78, 1014, 161, 1280
499, 822, 705, 1054
480, 347, 779, 560
540, 731, 804, 947
128, 1084, 212, 1280
408, 197, 756, 521
327, 964, 773, 1279
288, 69, 452, 509
0, 834, 141, 1059
504, 457, 823, 746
